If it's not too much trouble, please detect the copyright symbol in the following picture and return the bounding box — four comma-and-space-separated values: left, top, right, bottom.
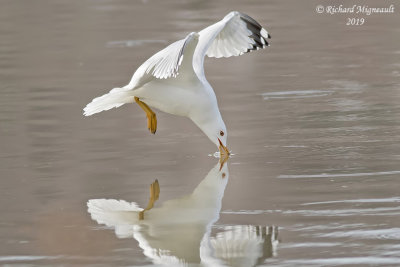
316, 5, 324, 13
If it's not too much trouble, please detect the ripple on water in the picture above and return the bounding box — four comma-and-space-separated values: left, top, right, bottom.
0, 256, 61, 262
278, 170, 400, 179
208, 151, 236, 158
301, 197, 400, 206
261, 90, 333, 100
106, 39, 167, 48
266, 257, 400, 266
222, 206, 400, 217
327, 80, 367, 92
283, 206, 400, 217
316, 228, 400, 240
292, 223, 369, 231
279, 242, 342, 248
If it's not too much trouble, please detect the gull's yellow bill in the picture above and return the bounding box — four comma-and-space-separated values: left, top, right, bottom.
218, 138, 230, 170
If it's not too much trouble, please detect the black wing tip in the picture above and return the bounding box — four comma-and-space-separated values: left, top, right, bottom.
264, 36, 270, 46
238, 13, 271, 51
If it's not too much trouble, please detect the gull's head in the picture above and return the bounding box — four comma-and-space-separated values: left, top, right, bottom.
192, 110, 229, 157
208, 118, 228, 156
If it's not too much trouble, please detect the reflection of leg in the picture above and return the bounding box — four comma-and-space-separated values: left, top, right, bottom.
139, 179, 160, 220
134, 97, 157, 134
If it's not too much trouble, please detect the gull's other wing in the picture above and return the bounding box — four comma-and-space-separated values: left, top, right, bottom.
197, 11, 270, 59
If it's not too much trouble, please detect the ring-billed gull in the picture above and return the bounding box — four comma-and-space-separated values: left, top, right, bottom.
83, 11, 271, 156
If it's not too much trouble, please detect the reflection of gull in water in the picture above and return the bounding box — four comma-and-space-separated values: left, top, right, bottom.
87, 162, 278, 266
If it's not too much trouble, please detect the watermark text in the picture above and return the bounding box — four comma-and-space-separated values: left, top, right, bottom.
316, 4, 395, 25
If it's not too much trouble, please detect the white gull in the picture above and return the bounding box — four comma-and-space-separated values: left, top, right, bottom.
83, 11, 271, 155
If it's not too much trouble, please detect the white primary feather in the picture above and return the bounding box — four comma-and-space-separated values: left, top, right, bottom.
142, 34, 191, 79
127, 32, 199, 90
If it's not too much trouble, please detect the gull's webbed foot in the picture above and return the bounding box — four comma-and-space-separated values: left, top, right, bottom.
147, 112, 157, 134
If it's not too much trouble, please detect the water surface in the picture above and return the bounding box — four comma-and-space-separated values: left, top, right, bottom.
1, 0, 400, 266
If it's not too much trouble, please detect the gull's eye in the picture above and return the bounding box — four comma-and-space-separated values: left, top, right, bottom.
220, 131, 224, 136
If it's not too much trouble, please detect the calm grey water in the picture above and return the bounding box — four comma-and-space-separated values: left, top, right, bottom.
1, 0, 400, 266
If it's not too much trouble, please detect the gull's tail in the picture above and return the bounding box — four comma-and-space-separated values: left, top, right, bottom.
83, 87, 133, 116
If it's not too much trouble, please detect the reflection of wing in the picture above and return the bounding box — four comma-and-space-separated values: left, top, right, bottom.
133, 226, 200, 267
208, 225, 279, 267
87, 199, 142, 238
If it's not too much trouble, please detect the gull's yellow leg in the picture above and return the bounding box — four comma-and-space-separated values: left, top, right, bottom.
134, 97, 157, 134
139, 179, 160, 220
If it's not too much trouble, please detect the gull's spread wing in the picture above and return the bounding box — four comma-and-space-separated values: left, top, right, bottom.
126, 32, 199, 89
83, 12, 269, 116
142, 35, 191, 79
128, 11, 270, 89
122, 12, 269, 89
197, 11, 270, 59
83, 33, 198, 116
